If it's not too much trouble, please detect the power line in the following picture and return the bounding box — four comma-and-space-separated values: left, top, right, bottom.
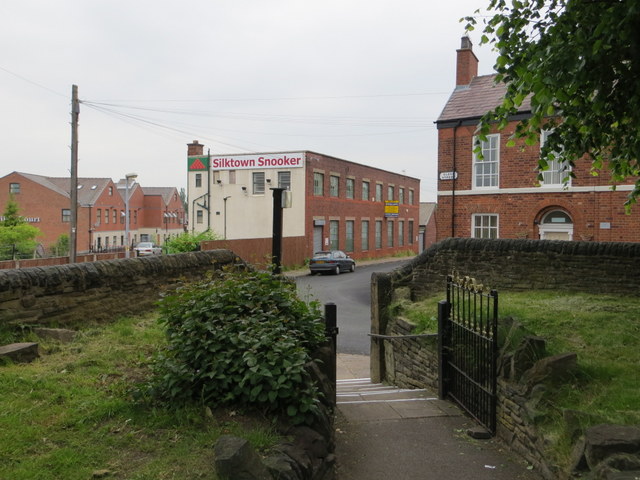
81, 100, 434, 129
0, 65, 67, 99
87, 91, 451, 103
81, 102, 274, 152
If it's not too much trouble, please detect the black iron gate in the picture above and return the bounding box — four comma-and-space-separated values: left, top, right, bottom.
438, 274, 498, 434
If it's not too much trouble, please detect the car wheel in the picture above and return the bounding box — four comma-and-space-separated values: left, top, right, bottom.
334, 265, 340, 275
350, 263, 355, 272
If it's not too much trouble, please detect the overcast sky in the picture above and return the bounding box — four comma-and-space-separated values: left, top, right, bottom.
1, 1, 496, 202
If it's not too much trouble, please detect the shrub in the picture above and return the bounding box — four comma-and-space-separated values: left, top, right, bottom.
142, 269, 326, 425
50, 234, 69, 257
163, 231, 220, 253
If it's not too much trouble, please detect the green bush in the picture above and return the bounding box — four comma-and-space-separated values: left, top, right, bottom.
50, 234, 69, 257
142, 269, 326, 425
163, 231, 220, 253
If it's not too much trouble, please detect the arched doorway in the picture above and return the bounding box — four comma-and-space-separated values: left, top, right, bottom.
538, 210, 573, 240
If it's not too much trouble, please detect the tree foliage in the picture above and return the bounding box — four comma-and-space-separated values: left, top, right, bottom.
50, 234, 70, 257
464, 0, 640, 206
1, 197, 23, 227
0, 196, 41, 260
163, 230, 220, 253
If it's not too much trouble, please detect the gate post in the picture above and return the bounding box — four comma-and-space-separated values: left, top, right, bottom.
324, 303, 338, 404
437, 299, 451, 400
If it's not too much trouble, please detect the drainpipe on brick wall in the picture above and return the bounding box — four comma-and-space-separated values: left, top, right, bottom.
451, 121, 461, 237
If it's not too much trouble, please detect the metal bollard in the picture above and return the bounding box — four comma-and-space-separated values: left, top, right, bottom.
324, 303, 338, 401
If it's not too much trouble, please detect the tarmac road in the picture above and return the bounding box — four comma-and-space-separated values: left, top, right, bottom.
293, 258, 408, 355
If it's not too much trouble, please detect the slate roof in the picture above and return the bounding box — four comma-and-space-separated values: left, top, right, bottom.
16, 172, 111, 206
436, 74, 532, 124
419, 202, 437, 226
141, 187, 176, 205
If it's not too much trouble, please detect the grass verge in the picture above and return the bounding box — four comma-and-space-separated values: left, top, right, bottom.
0, 315, 279, 480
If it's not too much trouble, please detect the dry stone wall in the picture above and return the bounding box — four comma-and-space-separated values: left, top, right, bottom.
0, 250, 242, 327
396, 238, 640, 299
382, 317, 438, 391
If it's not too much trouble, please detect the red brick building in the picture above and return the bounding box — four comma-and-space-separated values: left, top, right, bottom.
435, 37, 640, 242
0, 172, 186, 254
187, 141, 420, 264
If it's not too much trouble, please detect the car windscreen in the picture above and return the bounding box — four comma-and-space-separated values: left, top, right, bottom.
313, 252, 332, 259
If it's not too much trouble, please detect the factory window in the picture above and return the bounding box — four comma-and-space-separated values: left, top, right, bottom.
330, 175, 339, 197
346, 178, 355, 199
314, 173, 324, 196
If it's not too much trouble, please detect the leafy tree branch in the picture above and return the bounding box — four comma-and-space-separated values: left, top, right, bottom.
464, 0, 640, 206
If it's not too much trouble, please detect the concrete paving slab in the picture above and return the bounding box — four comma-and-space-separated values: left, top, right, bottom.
335, 353, 543, 480
337, 353, 371, 379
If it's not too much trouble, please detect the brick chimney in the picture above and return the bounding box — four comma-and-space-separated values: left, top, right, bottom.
456, 36, 478, 86
187, 140, 204, 156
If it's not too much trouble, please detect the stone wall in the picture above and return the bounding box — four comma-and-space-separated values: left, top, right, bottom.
392, 237, 640, 300
0, 250, 242, 327
382, 317, 438, 391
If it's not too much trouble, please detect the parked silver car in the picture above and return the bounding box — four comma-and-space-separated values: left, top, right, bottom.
134, 242, 162, 256
309, 250, 355, 275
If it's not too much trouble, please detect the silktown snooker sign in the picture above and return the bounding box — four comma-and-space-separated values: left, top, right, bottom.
188, 152, 305, 171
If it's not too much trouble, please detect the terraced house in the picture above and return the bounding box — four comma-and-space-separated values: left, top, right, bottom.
0, 172, 186, 255
436, 37, 640, 242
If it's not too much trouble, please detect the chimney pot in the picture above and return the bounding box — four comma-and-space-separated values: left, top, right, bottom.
187, 140, 204, 156
456, 36, 479, 86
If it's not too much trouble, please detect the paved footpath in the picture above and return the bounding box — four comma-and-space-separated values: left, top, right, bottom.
335, 354, 544, 480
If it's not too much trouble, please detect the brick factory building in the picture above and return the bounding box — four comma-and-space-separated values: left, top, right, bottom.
0, 172, 186, 255
186, 141, 420, 266
435, 37, 640, 242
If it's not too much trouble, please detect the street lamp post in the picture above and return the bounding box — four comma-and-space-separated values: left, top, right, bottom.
125, 173, 138, 258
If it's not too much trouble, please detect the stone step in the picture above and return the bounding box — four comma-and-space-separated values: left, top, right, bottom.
335, 377, 455, 422
0, 342, 40, 363
337, 378, 434, 404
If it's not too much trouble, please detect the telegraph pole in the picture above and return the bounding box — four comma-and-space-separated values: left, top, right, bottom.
69, 85, 79, 263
